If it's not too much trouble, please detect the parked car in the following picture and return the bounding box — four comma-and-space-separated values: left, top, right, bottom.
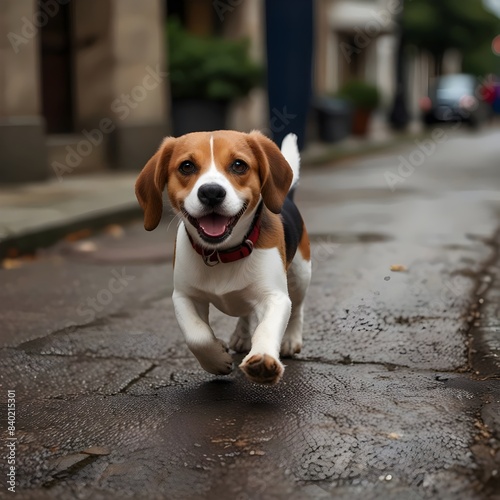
419, 74, 490, 128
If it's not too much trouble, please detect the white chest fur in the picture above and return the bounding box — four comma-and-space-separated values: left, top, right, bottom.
173, 223, 288, 316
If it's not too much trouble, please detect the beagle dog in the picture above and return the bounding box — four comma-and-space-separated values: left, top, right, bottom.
135, 130, 311, 385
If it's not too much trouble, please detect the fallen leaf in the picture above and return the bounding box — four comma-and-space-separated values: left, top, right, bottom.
105, 224, 125, 238
390, 264, 407, 272
74, 241, 97, 253
51, 453, 89, 475
387, 432, 401, 440
65, 229, 92, 242
2, 259, 24, 269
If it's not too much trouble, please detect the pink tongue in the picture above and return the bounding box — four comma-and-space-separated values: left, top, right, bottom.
197, 214, 230, 237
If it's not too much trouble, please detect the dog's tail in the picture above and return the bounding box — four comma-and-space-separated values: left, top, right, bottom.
280, 133, 300, 200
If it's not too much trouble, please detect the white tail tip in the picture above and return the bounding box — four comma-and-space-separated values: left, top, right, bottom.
280, 133, 300, 188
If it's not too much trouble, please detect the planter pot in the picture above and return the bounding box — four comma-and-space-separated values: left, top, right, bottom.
314, 97, 352, 143
352, 108, 373, 136
171, 99, 228, 136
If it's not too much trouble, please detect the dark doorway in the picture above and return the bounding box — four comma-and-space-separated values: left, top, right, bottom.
166, 0, 219, 35
39, 0, 74, 133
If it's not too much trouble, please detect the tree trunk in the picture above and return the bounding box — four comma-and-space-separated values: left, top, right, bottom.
434, 52, 444, 76
389, 0, 409, 130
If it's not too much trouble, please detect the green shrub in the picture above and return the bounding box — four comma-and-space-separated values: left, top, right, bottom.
167, 19, 263, 101
336, 81, 381, 110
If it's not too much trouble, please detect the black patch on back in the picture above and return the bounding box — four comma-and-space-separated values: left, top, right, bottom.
281, 194, 303, 263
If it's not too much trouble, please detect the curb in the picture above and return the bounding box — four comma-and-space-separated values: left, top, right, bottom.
0, 203, 143, 260
301, 131, 427, 168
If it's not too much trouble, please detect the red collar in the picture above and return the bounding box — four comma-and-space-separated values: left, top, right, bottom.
187, 204, 263, 266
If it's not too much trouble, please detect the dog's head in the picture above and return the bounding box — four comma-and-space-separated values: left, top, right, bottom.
135, 130, 293, 247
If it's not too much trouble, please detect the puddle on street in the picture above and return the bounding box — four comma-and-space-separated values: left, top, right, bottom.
309, 232, 392, 244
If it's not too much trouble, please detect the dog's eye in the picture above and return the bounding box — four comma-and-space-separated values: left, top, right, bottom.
229, 160, 249, 175
178, 161, 197, 175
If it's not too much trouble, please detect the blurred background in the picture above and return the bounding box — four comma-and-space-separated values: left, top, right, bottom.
3, 4, 500, 495
0, 0, 500, 183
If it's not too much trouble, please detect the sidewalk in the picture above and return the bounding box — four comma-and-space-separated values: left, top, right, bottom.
0, 173, 140, 259
0, 119, 423, 260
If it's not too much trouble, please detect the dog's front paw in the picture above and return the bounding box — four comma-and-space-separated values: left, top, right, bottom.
192, 339, 233, 375
239, 353, 284, 385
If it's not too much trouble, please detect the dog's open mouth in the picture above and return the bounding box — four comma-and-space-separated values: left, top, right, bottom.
197, 213, 235, 239
183, 208, 245, 243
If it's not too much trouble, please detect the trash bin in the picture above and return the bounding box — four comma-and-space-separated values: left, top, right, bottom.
314, 97, 352, 143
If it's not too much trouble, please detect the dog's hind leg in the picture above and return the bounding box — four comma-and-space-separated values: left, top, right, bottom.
229, 314, 256, 353
281, 253, 311, 357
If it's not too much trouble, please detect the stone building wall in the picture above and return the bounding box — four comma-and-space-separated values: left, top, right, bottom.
0, 0, 169, 182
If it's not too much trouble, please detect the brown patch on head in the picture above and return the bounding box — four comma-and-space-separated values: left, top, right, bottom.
164, 132, 212, 213
246, 131, 293, 214
165, 130, 265, 216
135, 132, 216, 230
210, 131, 263, 212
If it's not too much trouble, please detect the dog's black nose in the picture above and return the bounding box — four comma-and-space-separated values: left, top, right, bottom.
198, 183, 226, 207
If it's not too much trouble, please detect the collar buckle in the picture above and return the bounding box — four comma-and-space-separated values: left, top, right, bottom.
202, 249, 220, 267
243, 239, 254, 252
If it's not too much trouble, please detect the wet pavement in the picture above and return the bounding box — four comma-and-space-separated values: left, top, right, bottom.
1, 127, 500, 499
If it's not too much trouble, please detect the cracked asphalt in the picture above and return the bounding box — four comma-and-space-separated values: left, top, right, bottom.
1, 127, 500, 499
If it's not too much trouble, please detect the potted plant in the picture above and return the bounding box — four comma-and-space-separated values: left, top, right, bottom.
167, 19, 263, 136
337, 80, 381, 136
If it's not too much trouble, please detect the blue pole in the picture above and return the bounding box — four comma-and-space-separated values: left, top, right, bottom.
265, 0, 314, 150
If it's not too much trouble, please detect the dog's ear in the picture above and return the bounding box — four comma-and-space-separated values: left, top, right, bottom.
247, 131, 293, 214
135, 137, 176, 231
